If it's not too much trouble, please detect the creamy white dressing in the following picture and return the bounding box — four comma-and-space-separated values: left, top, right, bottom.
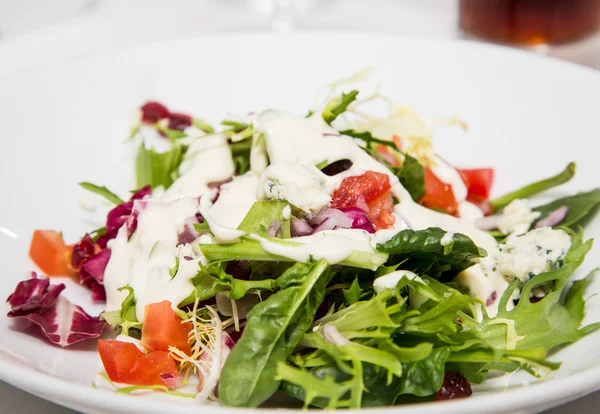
161, 134, 234, 201
431, 155, 468, 202
373, 270, 421, 293
254, 111, 509, 315
209, 173, 258, 229
251, 229, 375, 265
198, 206, 246, 243
104, 197, 204, 321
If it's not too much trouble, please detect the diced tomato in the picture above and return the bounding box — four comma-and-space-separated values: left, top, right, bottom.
420, 168, 458, 215
331, 171, 395, 230
458, 168, 495, 200
98, 340, 178, 386
29, 230, 75, 277
141, 301, 192, 356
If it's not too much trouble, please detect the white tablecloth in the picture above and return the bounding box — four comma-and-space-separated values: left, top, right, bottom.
0, 1, 598, 413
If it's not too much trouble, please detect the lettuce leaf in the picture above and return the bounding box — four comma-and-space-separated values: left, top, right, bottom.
135, 141, 184, 189
377, 227, 486, 278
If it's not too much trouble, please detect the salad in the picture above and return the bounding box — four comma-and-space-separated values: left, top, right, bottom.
7, 71, 600, 408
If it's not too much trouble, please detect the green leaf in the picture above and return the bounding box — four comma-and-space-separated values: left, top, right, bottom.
135, 141, 184, 189
90, 226, 106, 242
79, 182, 124, 205
199, 238, 388, 271
394, 153, 426, 201
169, 254, 180, 280
218, 260, 333, 407
533, 189, 600, 229
322, 90, 359, 124
277, 363, 354, 409
377, 227, 486, 278
490, 162, 576, 210
340, 129, 400, 152
101, 286, 141, 335
201, 261, 275, 300
565, 268, 598, 324
237, 200, 289, 236
343, 278, 362, 305
315, 291, 397, 332
191, 118, 214, 133
458, 230, 593, 351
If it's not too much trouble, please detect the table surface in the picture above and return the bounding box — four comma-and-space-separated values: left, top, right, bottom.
1, 1, 599, 413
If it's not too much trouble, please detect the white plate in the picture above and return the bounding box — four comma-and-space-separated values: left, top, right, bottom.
0, 32, 599, 414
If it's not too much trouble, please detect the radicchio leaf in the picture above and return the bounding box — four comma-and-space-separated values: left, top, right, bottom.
7, 273, 105, 346
96, 185, 151, 248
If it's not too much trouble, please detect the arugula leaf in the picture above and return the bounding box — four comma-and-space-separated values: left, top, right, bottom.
90, 226, 106, 242
533, 189, 600, 229
218, 260, 333, 407
322, 90, 359, 124
343, 278, 362, 305
191, 118, 214, 133
490, 162, 576, 210
79, 182, 124, 205
457, 229, 593, 351
200, 261, 275, 300
135, 141, 184, 189
377, 227, 486, 278
340, 129, 400, 152
101, 286, 141, 336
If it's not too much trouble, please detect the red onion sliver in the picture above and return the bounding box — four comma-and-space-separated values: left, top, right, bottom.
474, 214, 502, 231
291, 219, 313, 237
267, 220, 283, 237
322, 324, 351, 346
307, 208, 353, 228
534, 206, 569, 229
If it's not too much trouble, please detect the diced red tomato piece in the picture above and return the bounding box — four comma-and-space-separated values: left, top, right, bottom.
331, 171, 395, 230
420, 168, 458, 215
98, 340, 178, 386
140, 101, 170, 124
141, 301, 192, 356
29, 230, 75, 277
458, 168, 495, 200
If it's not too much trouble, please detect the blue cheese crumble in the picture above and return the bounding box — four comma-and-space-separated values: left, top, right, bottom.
496, 227, 571, 283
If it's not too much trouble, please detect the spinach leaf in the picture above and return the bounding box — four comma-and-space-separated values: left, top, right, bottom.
533, 188, 600, 229
490, 162, 576, 210
135, 141, 184, 189
78, 182, 124, 205
393, 153, 426, 201
218, 260, 333, 407
377, 227, 486, 278
322, 90, 359, 124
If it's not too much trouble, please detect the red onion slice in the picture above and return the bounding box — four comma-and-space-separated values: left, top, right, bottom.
339, 207, 376, 233
291, 219, 313, 237
267, 220, 283, 237
474, 214, 502, 231
307, 208, 353, 228
322, 324, 350, 346
534, 206, 569, 229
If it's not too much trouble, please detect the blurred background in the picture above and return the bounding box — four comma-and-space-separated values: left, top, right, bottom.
1, 0, 599, 413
